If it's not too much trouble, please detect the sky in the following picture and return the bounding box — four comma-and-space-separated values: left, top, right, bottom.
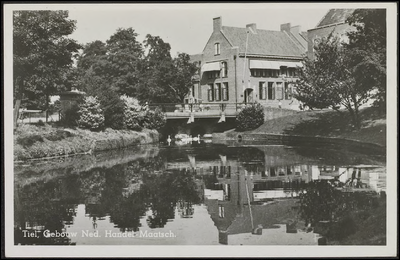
8, 3, 391, 57
64, 3, 333, 56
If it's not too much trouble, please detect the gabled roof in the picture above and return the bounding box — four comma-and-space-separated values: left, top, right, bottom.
221, 26, 304, 58
316, 9, 355, 27
300, 31, 308, 41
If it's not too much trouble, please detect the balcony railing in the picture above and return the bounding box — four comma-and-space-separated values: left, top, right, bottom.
148, 102, 258, 119
148, 102, 255, 113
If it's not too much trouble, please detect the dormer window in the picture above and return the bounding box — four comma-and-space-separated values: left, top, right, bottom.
214, 43, 220, 55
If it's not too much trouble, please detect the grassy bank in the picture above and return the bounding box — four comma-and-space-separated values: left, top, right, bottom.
250, 107, 386, 147
14, 124, 159, 161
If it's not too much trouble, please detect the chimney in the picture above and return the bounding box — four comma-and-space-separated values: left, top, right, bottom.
213, 17, 222, 32
246, 23, 257, 34
280, 23, 291, 33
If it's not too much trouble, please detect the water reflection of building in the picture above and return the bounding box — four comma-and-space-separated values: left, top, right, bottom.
163, 146, 385, 244
177, 200, 195, 218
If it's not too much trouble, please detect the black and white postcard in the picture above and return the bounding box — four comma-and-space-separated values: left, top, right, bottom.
4, 2, 397, 258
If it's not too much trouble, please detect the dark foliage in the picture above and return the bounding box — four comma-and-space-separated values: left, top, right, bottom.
236, 103, 265, 131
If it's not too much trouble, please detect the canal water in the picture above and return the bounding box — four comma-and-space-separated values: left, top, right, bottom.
14, 140, 386, 245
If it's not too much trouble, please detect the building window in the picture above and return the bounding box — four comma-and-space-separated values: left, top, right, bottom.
218, 205, 225, 218
215, 83, 221, 101
276, 82, 283, 100
252, 69, 280, 78
267, 82, 275, 100
208, 84, 214, 101
251, 69, 262, 77
198, 84, 202, 101
284, 82, 292, 100
280, 67, 288, 77
222, 82, 229, 101
259, 82, 266, 100
266, 69, 279, 77
191, 85, 195, 98
214, 43, 220, 55
288, 68, 297, 77
221, 61, 228, 77
207, 71, 220, 79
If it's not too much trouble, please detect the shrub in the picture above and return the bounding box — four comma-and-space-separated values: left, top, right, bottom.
98, 90, 126, 130
236, 103, 265, 131
121, 95, 143, 130
36, 119, 45, 126
78, 96, 105, 130
124, 110, 144, 131
120, 95, 142, 112
142, 108, 166, 131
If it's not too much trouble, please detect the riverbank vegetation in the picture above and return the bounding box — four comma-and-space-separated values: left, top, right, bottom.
14, 124, 159, 161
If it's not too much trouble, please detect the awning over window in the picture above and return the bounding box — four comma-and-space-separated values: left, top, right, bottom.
278, 61, 303, 68
201, 62, 221, 72
249, 60, 302, 69
249, 60, 280, 70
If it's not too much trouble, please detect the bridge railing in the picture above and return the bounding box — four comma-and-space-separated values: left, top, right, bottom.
148, 102, 256, 114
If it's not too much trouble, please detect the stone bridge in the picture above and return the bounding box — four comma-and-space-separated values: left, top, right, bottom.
149, 102, 298, 136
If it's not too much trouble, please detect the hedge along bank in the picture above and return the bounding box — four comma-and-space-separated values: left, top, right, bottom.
14, 124, 159, 161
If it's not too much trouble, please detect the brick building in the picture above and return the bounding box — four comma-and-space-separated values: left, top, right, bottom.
189, 17, 308, 110
307, 9, 356, 60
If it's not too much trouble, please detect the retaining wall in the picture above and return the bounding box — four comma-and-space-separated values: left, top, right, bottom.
92, 129, 159, 152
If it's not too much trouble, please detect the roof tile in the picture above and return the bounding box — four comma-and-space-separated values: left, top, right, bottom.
221, 26, 304, 57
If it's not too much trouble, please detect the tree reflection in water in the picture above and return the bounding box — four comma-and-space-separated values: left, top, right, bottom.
142, 169, 202, 228
15, 155, 203, 244
14, 177, 80, 245
299, 180, 382, 241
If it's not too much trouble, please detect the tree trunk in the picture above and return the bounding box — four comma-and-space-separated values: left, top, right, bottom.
14, 100, 21, 130
45, 93, 49, 123
14, 78, 23, 130
347, 104, 361, 130
353, 104, 360, 129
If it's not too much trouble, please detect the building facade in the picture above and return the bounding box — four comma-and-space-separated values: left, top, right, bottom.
307, 9, 356, 60
190, 17, 308, 110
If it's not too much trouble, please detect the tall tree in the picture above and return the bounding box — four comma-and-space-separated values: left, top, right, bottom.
105, 28, 144, 96
76, 40, 107, 71
345, 9, 386, 111
137, 34, 175, 103
171, 53, 198, 102
13, 10, 81, 122
294, 34, 373, 128
76, 40, 109, 95
76, 28, 143, 97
